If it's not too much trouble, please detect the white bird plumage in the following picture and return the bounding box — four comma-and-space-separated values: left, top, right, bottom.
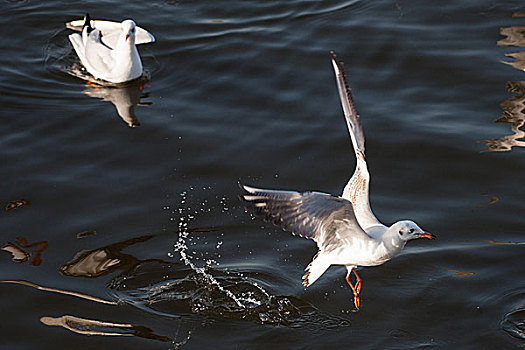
66, 15, 155, 84
240, 51, 435, 309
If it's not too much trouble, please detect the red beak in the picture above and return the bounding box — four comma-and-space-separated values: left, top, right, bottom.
418, 232, 436, 239
125, 34, 130, 40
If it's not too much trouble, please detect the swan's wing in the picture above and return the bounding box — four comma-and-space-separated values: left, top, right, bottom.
66, 19, 155, 45
330, 51, 382, 229
240, 185, 371, 252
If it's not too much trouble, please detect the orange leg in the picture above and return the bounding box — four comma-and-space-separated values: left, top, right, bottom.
354, 269, 362, 294
345, 268, 362, 309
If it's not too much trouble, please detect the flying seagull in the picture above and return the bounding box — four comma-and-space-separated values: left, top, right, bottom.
240, 51, 435, 309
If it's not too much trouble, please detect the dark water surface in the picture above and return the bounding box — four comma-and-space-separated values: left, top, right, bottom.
1, 0, 524, 348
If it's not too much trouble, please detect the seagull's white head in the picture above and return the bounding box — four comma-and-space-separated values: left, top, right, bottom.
121, 20, 137, 42
391, 220, 435, 242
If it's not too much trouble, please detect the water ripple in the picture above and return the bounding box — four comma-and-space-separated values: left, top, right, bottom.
502, 308, 525, 340
109, 260, 350, 328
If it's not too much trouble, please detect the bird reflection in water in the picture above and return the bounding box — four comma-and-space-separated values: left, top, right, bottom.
67, 61, 152, 127
479, 12, 525, 152
59, 235, 153, 278
1, 280, 174, 342
40, 315, 172, 342
1, 234, 176, 344
82, 78, 152, 127
0, 280, 173, 342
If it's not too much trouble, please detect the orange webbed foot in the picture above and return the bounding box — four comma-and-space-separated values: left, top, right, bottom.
353, 294, 360, 309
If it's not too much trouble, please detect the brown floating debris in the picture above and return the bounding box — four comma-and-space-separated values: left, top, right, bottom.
1, 237, 47, 266
15, 237, 47, 266
446, 269, 475, 277
476, 194, 499, 208
485, 240, 525, 245
1, 243, 30, 263
5, 199, 31, 211
76, 230, 97, 239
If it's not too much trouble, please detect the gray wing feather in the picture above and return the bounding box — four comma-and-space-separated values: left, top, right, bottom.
68, 33, 85, 60
330, 51, 365, 154
240, 185, 370, 251
66, 19, 155, 45
84, 29, 114, 72
69, 31, 113, 81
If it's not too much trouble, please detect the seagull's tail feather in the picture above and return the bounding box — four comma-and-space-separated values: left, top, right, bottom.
302, 252, 331, 287
330, 51, 365, 158
83, 13, 94, 34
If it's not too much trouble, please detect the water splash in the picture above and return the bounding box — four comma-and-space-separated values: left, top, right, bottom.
171, 189, 261, 309
110, 188, 350, 328
109, 260, 348, 328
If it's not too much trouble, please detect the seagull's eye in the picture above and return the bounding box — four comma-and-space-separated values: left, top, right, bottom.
399, 230, 404, 235
409, 228, 415, 233
131, 28, 135, 33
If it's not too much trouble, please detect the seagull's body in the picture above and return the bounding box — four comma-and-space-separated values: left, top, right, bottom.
66, 15, 155, 84
241, 52, 434, 309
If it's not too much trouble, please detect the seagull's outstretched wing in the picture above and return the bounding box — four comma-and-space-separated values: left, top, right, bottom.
330, 51, 365, 155
66, 19, 155, 45
240, 184, 371, 252
330, 52, 382, 230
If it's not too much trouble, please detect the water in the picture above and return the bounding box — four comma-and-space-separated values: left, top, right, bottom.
1, 0, 524, 348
